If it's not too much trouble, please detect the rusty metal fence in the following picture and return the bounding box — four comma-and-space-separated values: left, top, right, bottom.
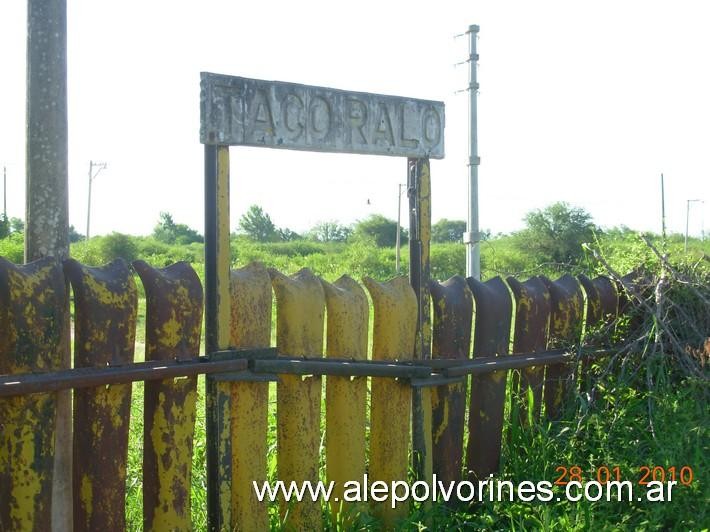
0, 71, 634, 532
0, 254, 628, 531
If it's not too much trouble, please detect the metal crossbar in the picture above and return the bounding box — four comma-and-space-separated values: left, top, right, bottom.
0, 357, 249, 397
0, 347, 617, 397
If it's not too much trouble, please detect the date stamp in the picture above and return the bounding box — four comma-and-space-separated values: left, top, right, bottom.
554, 465, 695, 486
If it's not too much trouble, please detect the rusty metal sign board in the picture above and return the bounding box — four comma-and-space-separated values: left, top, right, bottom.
200, 73, 445, 158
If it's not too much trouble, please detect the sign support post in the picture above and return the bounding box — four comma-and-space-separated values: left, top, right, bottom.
201, 73, 445, 528
408, 157, 433, 486
205, 145, 232, 531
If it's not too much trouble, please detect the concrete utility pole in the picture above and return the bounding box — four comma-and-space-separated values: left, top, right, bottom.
463, 24, 481, 280
26, 0, 71, 529
86, 160, 108, 240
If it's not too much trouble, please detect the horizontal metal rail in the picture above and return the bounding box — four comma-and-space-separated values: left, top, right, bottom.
442, 348, 617, 377
421, 349, 567, 368
410, 375, 467, 388
251, 358, 432, 378
0, 357, 249, 397
444, 352, 571, 377
0, 347, 619, 397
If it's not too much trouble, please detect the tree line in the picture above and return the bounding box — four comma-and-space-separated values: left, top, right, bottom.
0, 201, 606, 270
234, 202, 599, 266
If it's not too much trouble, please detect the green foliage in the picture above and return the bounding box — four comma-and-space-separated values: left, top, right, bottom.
276, 227, 302, 242
9, 217, 23, 234
481, 233, 535, 278
70, 238, 104, 265
340, 238, 400, 280
0, 215, 10, 239
71, 235, 203, 267
307, 221, 352, 243
0, 215, 24, 239
518, 202, 598, 267
135, 238, 203, 266
425, 375, 709, 531
229, 237, 395, 281
6, 208, 695, 531
152, 212, 203, 245
68, 225, 83, 243
353, 214, 407, 247
430, 242, 465, 281
124, 339, 708, 531
99, 232, 139, 263
0, 232, 24, 263
238, 205, 279, 242
431, 218, 466, 243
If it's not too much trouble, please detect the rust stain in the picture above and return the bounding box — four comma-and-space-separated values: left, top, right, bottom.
65, 258, 137, 531
539, 275, 583, 419
578, 274, 602, 328
507, 276, 551, 425
465, 276, 512, 480
230, 262, 271, 532
268, 268, 325, 531
320, 275, 369, 520
429, 276, 472, 489
363, 276, 417, 528
133, 261, 202, 531
0, 257, 65, 531
593, 276, 619, 326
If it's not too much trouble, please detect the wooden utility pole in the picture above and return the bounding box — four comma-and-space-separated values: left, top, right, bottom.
26, 0, 71, 529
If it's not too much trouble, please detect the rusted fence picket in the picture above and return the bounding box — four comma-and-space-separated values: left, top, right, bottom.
133, 261, 203, 531
616, 268, 652, 335
578, 274, 619, 333
269, 268, 325, 530
594, 276, 619, 326
321, 275, 369, 520
229, 262, 272, 531
429, 276, 473, 489
540, 274, 584, 419
0, 257, 66, 531
65, 259, 137, 531
507, 276, 551, 425
465, 276, 512, 479
363, 276, 418, 528
578, 274, 619, 389
578, 274, 602, 331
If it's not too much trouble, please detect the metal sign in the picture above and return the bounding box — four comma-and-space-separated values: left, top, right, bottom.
200, 73, 445, 158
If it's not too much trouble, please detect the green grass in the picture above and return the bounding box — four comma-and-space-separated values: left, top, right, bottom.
121, 365, 708, 530
397, 376, 708, 531
59, 228, 710, 529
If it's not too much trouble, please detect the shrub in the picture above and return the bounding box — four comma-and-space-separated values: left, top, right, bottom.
0, 232, 24, 263
98, 233, 139, 263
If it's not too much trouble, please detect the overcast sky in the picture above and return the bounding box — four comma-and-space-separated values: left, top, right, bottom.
0, 1, 708, 238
